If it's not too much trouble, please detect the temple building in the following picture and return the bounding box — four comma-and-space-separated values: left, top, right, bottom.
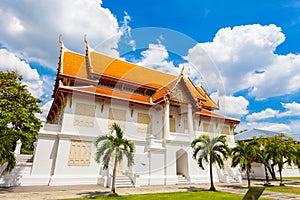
0, 38, 241, 187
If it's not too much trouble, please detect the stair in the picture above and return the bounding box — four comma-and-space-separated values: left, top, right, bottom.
177, 174, 189, 184
115, 175, 134, 188
228, 176, 240, 183
16, 155, 33, 163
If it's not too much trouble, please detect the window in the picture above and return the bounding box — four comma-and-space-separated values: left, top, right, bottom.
221, 126, 230, 135
203, 122, 214, 133
137, 113, 152, 134
108, 108, 126, 130
184, 119, 188, 134
68, 140, 92, 166
170, 117, 176, 132
73, 103, 96, 127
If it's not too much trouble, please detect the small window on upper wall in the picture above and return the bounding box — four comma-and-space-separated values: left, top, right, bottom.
108, 108, 126, 130
137, 113, 152, 134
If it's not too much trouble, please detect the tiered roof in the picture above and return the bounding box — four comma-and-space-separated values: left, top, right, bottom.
47, 38, 239, 125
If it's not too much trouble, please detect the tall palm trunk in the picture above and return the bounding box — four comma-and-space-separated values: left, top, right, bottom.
279, 166, 284, 186
246, 165, 251, 188
209, 157, 216, 191
111, 150, 118, 194
270, 164, 277, 180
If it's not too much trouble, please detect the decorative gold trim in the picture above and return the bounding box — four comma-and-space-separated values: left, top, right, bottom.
230, 124, 237, 131
130, 104, 134, 117
69, 94, 73, 108
101, 99, 105, 113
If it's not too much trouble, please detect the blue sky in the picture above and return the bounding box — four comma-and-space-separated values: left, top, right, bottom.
0, 0, 299, 134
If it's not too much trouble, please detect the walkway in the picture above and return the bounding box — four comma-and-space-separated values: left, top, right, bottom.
0, 180, 299, 200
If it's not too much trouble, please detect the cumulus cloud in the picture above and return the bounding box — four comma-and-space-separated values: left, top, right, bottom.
0, 0, 120, 68
246, 122, 291, 133
211, 92, 249, 118
236, 121, 293, 134
246, 108, 280, 121
185, 24, 300, 99
136, 43, 179, 75
279, 101, 300, 117
289, 120, 300, 134
36, 100, 53, 120
0, 49, 43, 97
246, 101, 300, 121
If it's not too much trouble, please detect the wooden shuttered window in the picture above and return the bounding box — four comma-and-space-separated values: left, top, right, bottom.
68, 140, 92, 166
137, 113, 152, 134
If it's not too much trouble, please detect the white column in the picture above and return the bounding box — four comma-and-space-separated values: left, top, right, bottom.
164, 100, 170, 140
187, 104, 194, 139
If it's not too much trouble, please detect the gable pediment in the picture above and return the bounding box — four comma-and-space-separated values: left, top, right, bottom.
169, 81, 192, 104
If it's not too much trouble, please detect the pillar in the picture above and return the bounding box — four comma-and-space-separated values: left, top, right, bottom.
187, 104, 194, 139
164, 100, 170, 140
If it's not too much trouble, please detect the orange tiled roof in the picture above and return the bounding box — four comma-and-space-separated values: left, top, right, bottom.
195, 85, 218, 110
183, 77, 206, 101
152, 77, 178, 102
196, 109, 240, 123
152, 76, 208, 106
89, 52, 176, 88
57, 48, 219, 110
61, 85, 152, 105
62, 51, 87, 79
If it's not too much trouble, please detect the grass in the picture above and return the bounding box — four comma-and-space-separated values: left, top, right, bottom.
265, 185, 300, 195
68, 190, 271, 200
283, 177, 300, 180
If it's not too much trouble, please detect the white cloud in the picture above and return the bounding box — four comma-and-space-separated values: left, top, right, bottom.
246, 108, 280, 121
0, 0, 120, 68
136, 43, 179, 75
246, 101, 300, 121
289, 120, 300, 134
185, 24, 300, 99
0, 49, 43, 97
36, 100, 53, 120
211, 93, 249, 118
279, 101, 300, 117
238, 122, 292, 133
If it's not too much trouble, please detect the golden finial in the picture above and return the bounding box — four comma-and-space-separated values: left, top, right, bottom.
58, 34, 63, 45
180, 64, 184, 75
84, 34, 88, 46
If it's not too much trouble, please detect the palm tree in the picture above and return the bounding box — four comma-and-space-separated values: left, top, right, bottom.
231, 140, 260, 188
191, 134, 230, 191
264, 134, 297, 186
0, 129, 17, 175
94, 123, 135, 195
295, 144, 300, 168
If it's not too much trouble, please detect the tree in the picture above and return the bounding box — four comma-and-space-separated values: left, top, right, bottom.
234, 129, 248, 136
191, 134, 230, 191
295, 144, 300, 168
231, 139, 261, 188
262, 134, 297, 186
0, 71, 42, 174
94, 123, 135, 195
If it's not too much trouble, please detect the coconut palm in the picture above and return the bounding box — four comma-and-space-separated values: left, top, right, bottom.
263, 134, 297, 186
231, 140, 260, 188
191, 134, 230, 191
95, 123, 135, 195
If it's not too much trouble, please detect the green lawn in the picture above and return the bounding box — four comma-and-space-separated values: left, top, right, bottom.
266, 186, 300, 195
265, 185, 300, 195
283, 177, 300, 180
68, 190, 271, 200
